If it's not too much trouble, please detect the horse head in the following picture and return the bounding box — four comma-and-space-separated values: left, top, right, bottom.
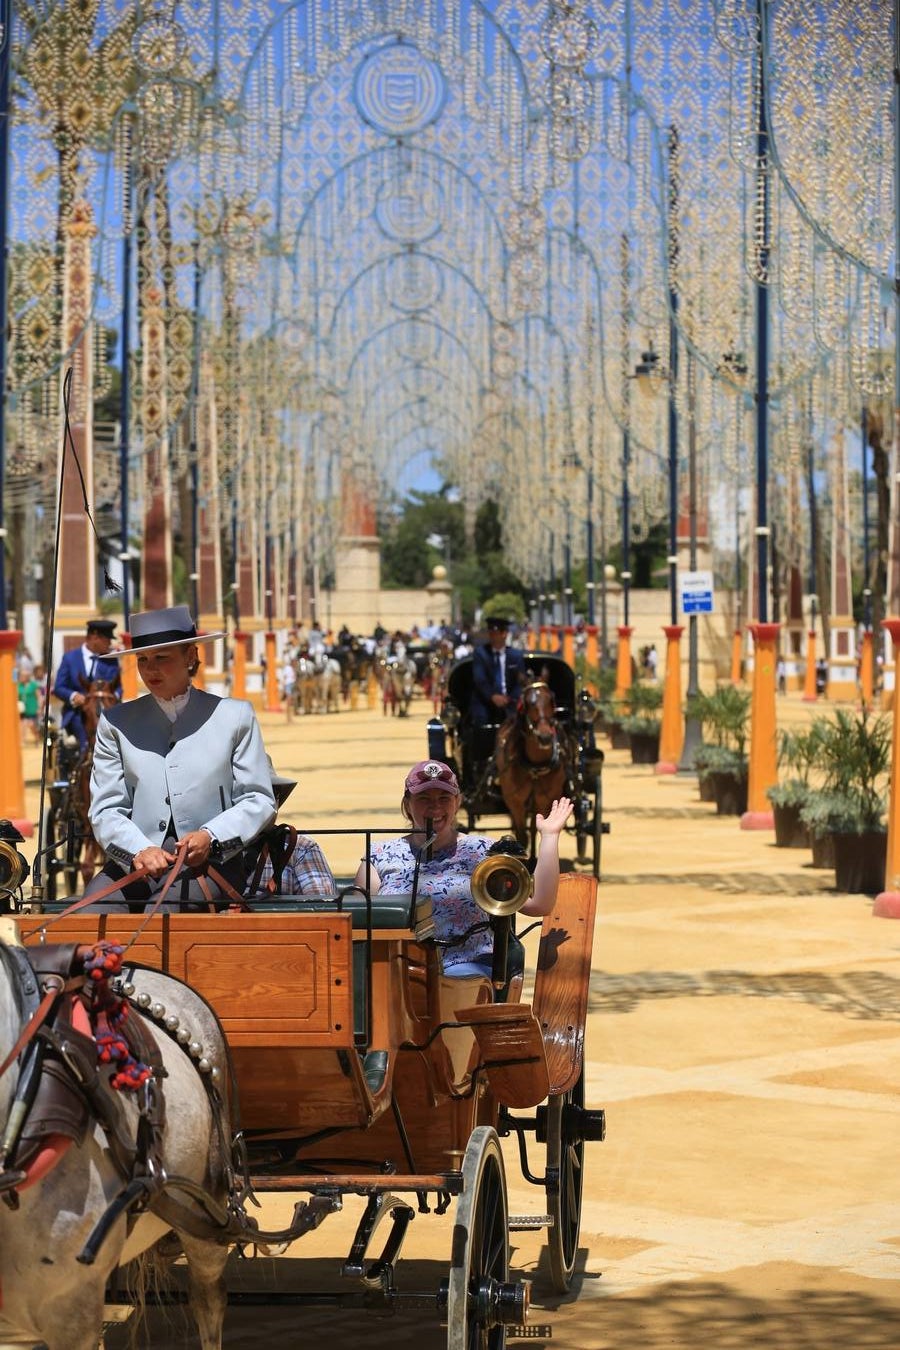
518, 681, 557, 750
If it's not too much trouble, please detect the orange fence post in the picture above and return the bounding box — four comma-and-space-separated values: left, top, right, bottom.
802, 626, 817, 702
265, 631, 280, 711
730, 628, 743, 684
0, 630, 31, 836
859, 628, 874, 708
561, 626, 575, 667
741, 622, 779, 830
615, 625, 633, 700
193, 633, 207, 690
656, 625, 684, 773
874, 618, 900, 916
585, 625, 598, 672
119, 634, 138, 701
232, 631, 248, 700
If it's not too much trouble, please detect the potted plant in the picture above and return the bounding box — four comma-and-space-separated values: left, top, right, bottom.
598, 692, 630, 750
766, 723, 824, 848
798, 709, 891, 892
621, 682, 663, 764
689, 686, 750, 814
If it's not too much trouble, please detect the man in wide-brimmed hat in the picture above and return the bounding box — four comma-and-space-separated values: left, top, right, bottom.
84, 604, 276, 910
52, 617, 121, 753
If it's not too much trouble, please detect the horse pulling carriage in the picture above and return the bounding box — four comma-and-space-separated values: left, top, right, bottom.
429, 654, 609, 879
0, 824, 605, 1349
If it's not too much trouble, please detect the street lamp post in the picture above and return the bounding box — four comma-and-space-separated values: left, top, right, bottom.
678, 351, 702, 772
742, 0, 779, 831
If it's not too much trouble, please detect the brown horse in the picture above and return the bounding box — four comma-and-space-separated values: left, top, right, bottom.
53, 677, 120, 893
495, 681, 570, 847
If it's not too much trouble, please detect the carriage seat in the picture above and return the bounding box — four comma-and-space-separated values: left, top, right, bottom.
251, 890, 435, 938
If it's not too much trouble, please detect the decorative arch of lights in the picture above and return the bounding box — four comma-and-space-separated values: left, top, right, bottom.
4, 0, 894, 609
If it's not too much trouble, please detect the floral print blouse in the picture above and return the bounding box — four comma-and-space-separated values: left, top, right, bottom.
368, 833, 494, 970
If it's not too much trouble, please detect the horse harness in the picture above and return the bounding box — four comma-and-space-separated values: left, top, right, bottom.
0, 940, 167, 1208
0, 935, 338, 1260
498, 682, 563, 779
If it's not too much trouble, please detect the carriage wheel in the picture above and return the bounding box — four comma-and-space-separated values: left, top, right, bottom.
44, 796, 82, 900
573, 792, 590, 864
590, 772, 604, 880
446, 1126, 522, 1350
543, 1068, 586, 1293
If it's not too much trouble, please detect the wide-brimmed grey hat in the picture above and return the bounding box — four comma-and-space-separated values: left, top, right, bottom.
114, 604, 225, 656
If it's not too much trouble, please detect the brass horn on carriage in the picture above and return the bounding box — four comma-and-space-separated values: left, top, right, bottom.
470, 853, 534, 918
0, 822, 29, 895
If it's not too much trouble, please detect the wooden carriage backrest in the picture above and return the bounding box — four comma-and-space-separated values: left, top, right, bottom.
531, 871, 598, 1095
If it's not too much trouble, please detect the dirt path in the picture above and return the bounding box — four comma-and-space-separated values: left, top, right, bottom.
20, 693, 900, 1347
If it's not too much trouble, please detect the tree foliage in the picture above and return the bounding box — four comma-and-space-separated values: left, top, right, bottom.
379, 488, 529, 622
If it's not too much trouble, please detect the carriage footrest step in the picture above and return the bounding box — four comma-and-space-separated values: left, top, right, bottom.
102, 1304, 135, 1326
509, 1326, 553, 1338
508, 1214, 554, 1230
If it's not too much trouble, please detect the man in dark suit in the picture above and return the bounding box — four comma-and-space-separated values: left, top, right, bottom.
468, 616, 527, 786
52, 617, 121, 754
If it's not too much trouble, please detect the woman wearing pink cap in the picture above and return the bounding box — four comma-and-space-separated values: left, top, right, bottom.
355, 759, 572, 978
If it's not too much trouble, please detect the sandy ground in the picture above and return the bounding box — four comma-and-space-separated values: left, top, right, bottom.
15, 690, 900, 1348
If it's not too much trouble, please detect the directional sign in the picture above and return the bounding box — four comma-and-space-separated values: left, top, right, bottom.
679, 569, 714, 615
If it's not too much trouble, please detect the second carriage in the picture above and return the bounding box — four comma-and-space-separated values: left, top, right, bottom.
428, 653, 609, 879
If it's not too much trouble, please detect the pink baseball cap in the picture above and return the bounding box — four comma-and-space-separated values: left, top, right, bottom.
404, 760, 460, 796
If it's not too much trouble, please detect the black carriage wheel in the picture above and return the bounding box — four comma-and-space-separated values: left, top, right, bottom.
545, 1068, 586, 1293
591, 773, 604, 880
574, 791, 590, 864
446, 1126, 511, 1350
43, 802, 60, 903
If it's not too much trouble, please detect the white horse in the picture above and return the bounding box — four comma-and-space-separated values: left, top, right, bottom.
0, 933, 232, 1350
381, 654, 416, 717
319, 655, 342, 712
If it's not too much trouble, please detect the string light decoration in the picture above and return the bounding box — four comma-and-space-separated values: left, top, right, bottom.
2, 0, 895, 627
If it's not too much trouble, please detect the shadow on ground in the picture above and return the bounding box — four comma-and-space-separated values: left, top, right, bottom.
102, 1256, 900, 1349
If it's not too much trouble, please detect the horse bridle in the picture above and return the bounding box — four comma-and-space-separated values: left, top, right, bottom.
519, 682, 559, 757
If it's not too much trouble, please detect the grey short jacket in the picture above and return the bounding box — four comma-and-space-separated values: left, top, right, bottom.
89, 688, 276, 868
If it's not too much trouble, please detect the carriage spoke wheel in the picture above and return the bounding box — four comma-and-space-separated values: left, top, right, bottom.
445, 1127, 524, 1350
544, 1069, 586, 1293
590, 772, 604, 880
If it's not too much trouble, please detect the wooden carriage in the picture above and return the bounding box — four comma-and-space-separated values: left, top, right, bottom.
431, 653, 609, 877
18, 860, 604, 1345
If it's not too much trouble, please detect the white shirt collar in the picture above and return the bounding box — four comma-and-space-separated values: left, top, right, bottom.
152, 686, 193, 724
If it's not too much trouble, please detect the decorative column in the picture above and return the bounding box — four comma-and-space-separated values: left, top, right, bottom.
730, 629, 743, 684
615, 625, 633, 699
741, 622, 779, 830
827, 432, 857, 701
265, 630, 280, 711
585, 625, 598, 670
561, 626, 575, 666
197, 354, 224, 638
0, 630, 31, 836
119, 634, 138, 701
783, 466, 806, 689
859, 629, 875, 707
231, 631, 248, 700
874, 617, 900, 916
802, 612, 818, 702
56, 202, 97, 635
656, 624, 684, 773
140, 285, 173, 609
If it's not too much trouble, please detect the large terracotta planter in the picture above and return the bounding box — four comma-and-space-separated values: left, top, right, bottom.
809, 830, 835, 870
708, 769, 748, 816
772, 802, 810, 849
831, 830, 887, 894
608, 723, 630, 752
629, 731, 660, 765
